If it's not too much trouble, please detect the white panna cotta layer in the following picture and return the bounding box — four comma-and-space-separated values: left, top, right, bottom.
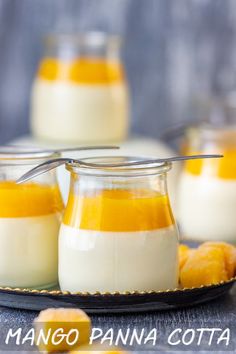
59, 224, 179, 293
31, 80, 129, 143
178, 172, 236, 242
0, 213, 60, 288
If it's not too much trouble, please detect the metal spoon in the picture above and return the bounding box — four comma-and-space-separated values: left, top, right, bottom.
0, 145, 119, 155
17, 154, 223, 184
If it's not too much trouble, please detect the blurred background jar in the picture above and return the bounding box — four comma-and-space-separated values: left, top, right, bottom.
177, 94, 236, 243
31, 32, 129, 144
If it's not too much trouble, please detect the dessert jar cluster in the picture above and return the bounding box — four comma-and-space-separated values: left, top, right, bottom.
31, 32, 129, 144
59, 157, 179, 293
0, 150, 64, 289
178, 125, 236, 243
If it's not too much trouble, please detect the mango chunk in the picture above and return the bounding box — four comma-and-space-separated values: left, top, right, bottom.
179, 244, 190, 270
70, 343, 129, 353
70, 345, 128, 353
180, 246, 228, 288
199, 242, 236, 279
34, 308, 91, 353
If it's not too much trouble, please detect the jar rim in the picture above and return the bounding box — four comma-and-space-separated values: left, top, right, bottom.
66, 156, 172, 177
186, 123, 236, 141
0, 146, 60, 161
44, 31, 121, 49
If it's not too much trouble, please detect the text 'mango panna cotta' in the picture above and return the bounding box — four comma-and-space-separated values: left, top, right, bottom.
178, 147, 236, 242
59, 166, 179, 293
0, 182, 64, 289
31, 33, 129, 143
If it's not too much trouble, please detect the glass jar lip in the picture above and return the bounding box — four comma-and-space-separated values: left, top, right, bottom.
44, 31, 122, 49
0, 146, 60, 161
186, 123, 236, 141
66, 156, 172, 177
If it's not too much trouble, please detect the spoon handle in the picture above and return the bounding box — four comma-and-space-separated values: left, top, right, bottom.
17, 153, 223, 184
81, 154, 223, 168
3, 145, 119, 154
46, 145, 120, 153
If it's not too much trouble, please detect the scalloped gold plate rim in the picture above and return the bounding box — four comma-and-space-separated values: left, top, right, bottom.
0, 276, 235, 296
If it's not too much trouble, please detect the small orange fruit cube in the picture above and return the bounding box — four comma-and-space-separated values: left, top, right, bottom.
180, 246, 228, 288
70, 343, 129, 353
199, 242, 236, 279
34, 308, 91, 353
179, 244, 190, 270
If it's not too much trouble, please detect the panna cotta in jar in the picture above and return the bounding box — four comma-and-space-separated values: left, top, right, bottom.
31, 32, 129, 143
59, 157, 179, 293
178, 126, 236, 243
0, 149, 64, 289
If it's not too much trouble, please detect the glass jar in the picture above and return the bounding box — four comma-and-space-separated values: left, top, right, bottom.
59, 156, 179, 293
0, 148, 64, 289
31, 32, 129, 144
178, 124, 236, 242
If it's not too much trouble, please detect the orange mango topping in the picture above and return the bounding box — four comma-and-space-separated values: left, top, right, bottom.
0, 181, 64, 217
63, 189, 174, 232
184, 149, 236, 179
34, 308, 91, 353
38, 57, 124, 84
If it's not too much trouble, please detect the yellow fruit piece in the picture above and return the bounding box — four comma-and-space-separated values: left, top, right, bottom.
180, 246, 228, 288
179, 244, 190, 270
70, 343, 129, 353
70, 350, 126, 353
199, 242, 236, 279
34, 308, 91, 353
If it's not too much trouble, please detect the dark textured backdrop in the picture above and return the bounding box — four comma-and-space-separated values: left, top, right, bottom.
0, 0, 236, 143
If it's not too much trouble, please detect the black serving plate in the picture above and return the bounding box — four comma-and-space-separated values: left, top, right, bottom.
0, 278, 234, 314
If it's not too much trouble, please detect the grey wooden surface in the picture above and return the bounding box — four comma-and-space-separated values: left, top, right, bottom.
1, 0, 236, 143
0, 285, 235, 352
